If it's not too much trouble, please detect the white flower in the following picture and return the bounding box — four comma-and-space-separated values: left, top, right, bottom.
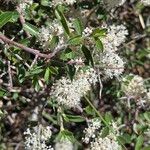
38, 26, 53, 44
64, 0, 76, 5
121, 75, 150, 107
55, 140, 74, 150
122, 75, 147, 98
50, 68, 98, 109
82, 118, 101, 144
51, 20, 64, 36
102, 25, 128, 52
141, 0, 150, 5
24, 125, 53, 150
89, 135, 121, 150
50, 77, 81, 109
101, 52, 125, 78
82, 27, 93, 37
18, 0, 33, 16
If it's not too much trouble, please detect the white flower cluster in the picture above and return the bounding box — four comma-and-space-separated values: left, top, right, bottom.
103, 0, 126, 10
55, 140, 74, 150
89, 135, 121, 150
122, 74, 150, 106
50, 68, 98, 109
98, 25, 128, 78
52, 0, 76, 6
82, 119, 122, 150
101, 52, 125, 78
141, 0, 150, 5
82, 118, 101, 144
24, 125, 53, 150
102, 25, 128, 53
38, 20, 64, 46
38, 26, 53, 45
122, 75, 146, 98
18, 0, 33, 15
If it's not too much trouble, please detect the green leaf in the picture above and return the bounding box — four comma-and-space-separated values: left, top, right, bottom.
56, 130, 75, 142
73, 18, 84, 35
42, 112, 58, 125
135, 135, 144, 150
49, 36, 59, 49
55, 8, 70, 36
60, 48, 75, 61
41, 0, 50, 6
81, 45, 94, 66
0, 11, 18, 28
118, 134, 132, 145
84, 106, 96, 116
92, 28, 107, 38
17, 64, 26, 83
95, 37, 104, 52
104, 112, 113, 124
142, 146, 150, 150
68, 35, 83, 45
63, 114, 85, 122
0, 88, 6, 97
119, 134, 131, 144
44, 67, 50, 83
26, 66, 43, 77
101, 127, 109, 138
49, 66, 58, 75
23, 22, 39, 36
32, 77, 41, 92
67, 65, 76, 81
9, 11, 19, 22
143, 112, 150, 122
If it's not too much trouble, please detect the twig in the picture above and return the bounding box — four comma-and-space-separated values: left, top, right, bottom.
8, 61, 13, 88
30, 55, 38, 69
119, 34, 147, 50
16, 6, 31, 38
85, 5, 99, 26
0, 72, 7, 78
138, 13, 146, 29
15, 142, 22, 150
14, 54, 30, 68
98, 69, 103, 99
0, 34, 67, 59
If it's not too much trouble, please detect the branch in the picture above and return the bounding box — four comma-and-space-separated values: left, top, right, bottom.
0, 34, 67, 59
